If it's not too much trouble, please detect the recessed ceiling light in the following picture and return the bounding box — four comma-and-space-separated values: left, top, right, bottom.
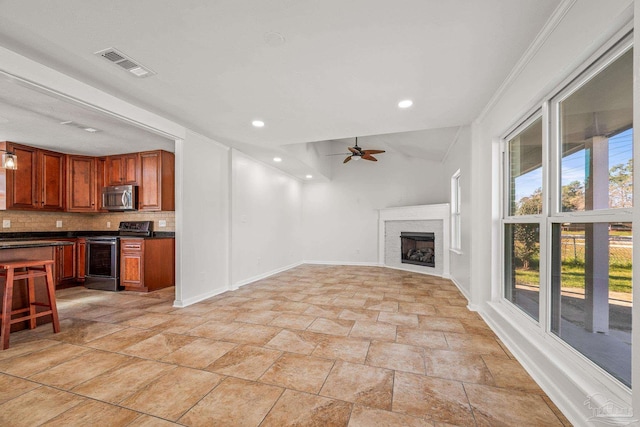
305, 174, 313, 179
84, 127, 99, 133
398, 99, 413, 109
252, 120, 265, 128
273, 157, 282, 162
128, 66, 150, 77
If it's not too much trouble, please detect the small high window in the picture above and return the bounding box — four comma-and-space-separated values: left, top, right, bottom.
451, 169, 461, 252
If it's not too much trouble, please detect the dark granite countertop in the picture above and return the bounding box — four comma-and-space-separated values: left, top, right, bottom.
0, 231, 175, 240
0, 240, 75, 250
119, 235, 175, 240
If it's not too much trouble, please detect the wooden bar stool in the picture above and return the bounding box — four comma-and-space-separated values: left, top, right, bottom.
0, 260, 60, 350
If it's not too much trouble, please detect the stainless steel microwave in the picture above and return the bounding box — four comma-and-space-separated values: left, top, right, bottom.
102, 185, 138, 211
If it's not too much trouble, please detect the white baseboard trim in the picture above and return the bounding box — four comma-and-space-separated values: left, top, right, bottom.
303, 260, 383, 267
448, 275, 472, 307
381, 264, 444, 278
233, 261, 304, 289
173, 286, 229, 307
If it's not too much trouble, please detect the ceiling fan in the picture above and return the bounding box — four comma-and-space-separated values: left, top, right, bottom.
331, 137, 385, 163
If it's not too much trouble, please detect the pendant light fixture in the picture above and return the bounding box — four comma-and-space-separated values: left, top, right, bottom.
1, 150, 17, 170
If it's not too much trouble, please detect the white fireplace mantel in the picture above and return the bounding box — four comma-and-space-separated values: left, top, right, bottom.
378, 204, 450, 277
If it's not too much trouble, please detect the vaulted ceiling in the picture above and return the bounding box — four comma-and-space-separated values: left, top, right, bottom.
0, 0, 561, 174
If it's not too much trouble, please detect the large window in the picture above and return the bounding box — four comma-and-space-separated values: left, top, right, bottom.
505, 223, 540, 321
550, 222, 632, 387
504, 116, 543, 321
503, 38, 633, 388
508, 117, 543, 216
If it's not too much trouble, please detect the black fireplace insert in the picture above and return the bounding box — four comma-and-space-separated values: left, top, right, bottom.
400, 232, 435, 267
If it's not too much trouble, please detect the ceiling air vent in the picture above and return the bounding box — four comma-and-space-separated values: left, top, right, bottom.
59, 120, 101, 133
94, 47, 156, 78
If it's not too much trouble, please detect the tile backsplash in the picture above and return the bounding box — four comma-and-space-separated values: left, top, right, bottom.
0, 211, 175, 233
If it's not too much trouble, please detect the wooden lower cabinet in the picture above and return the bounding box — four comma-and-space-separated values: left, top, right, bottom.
120, 238, 174, 292
53, 239, 77, 287
76, 238, 86, 283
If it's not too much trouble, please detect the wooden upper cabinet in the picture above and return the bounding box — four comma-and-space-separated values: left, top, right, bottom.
40, 150, 65, 210
4, 142, 65, 211
6, 143, 38, 209
0, 142, 173, 212
139, 150, 175, 211
96, 157, 107, 211
67, 155, 97, 212
106, 153, 139, 186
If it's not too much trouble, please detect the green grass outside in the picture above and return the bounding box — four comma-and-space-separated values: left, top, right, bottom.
514, 264, 632, 293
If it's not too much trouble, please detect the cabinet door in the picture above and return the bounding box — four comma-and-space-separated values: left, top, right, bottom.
139, 150, 174, 211
106, 154, 139, 186
122, 153, 139, 185
96, 157, 107, 211
7, 143, 38, 209
67, 156, 96, 212
60, 243, 76, 282
54, 241, 76, 286
39, 150, 65, 210
106, 156, 123, 185
139, 151, 161, 211
121, 240, 144, 288
76, 238, 86, 282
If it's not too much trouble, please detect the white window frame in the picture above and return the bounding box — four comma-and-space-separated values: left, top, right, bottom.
501, 110, 546, 324
499, 31, 634, 394
450, 169, 462, 253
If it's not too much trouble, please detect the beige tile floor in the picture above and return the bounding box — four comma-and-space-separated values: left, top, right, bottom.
0, 265, 573, 426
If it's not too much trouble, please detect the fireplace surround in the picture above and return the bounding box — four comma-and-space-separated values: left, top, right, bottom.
378, 204, 450, 277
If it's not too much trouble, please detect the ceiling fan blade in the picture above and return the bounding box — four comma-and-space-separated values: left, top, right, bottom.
326, 153, 351, 156
343, 155, 352, 163
363, 149, 385, 155
362, 154, 378, 161
348, 147, 358, 154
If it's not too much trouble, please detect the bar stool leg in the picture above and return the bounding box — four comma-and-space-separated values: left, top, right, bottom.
1, 268, 14, 350
27, 274, 37, 330
44, 264, 60, 333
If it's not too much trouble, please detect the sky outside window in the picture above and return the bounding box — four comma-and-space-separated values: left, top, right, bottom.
514, 128, 632, 210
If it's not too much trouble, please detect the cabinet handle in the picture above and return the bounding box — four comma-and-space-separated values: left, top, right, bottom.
124, 244, 142, 249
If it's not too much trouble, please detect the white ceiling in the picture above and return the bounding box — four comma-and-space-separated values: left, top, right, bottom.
0, 74, 174, 155
0, 0, 561, 173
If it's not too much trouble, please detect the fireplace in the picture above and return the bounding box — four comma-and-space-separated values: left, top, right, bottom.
400, 232, 435, 267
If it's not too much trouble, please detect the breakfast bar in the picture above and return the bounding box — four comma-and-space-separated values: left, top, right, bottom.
0, 240, 73, 332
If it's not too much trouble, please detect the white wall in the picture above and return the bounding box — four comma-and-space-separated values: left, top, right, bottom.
174, 131, 230, 306
231, 150, 303, 287
303, 153, 446, 264
442, 126, 471, 295
468, 1, 634, 424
